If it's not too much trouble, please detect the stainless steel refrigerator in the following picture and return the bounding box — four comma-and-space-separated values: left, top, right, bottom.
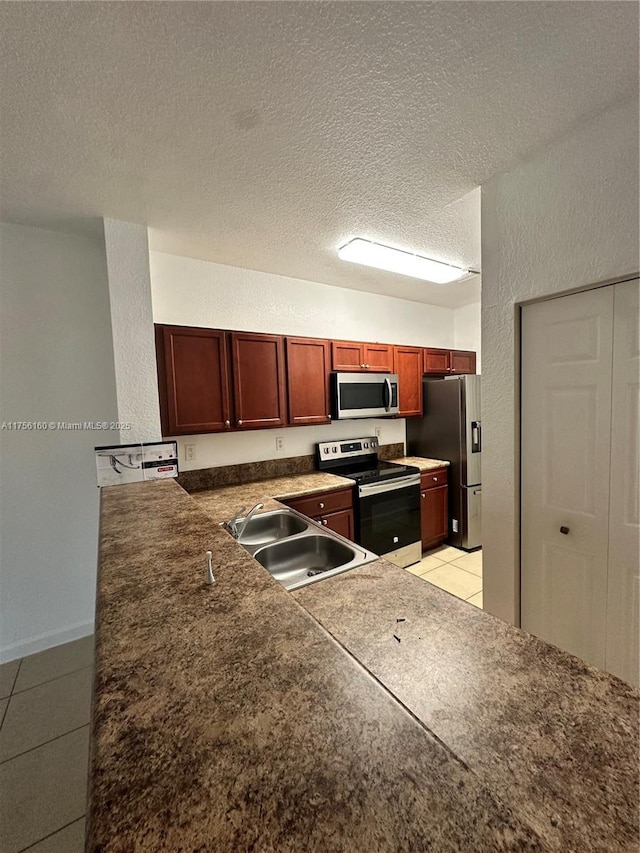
406, 375, 481, 550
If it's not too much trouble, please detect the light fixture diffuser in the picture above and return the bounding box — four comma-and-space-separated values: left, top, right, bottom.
338, 238, 471, 284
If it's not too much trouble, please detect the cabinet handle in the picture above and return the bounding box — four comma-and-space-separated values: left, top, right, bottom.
560, 526, 570, 535
421, 492, 426, 498
433, 476, 438, 481
321, 519, 328, 526
360, 363, 366, 369
318, 502, 325, 509
224, 420, 230, 427
365, 364, 370, 369
237, 419, 243, 426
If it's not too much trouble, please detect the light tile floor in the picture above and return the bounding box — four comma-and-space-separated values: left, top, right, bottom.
406, 545, 483, 608
0, 636, 93, 853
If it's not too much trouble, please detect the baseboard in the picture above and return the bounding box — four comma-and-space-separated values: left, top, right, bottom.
0, 619, 95, 664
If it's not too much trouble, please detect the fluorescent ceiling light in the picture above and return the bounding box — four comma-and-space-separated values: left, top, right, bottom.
338, 238, 471, 284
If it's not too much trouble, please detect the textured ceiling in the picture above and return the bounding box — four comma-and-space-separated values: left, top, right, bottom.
0, 2, 637, 307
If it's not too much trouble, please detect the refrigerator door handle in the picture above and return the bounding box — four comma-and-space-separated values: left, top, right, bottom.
471, 420, 481, 453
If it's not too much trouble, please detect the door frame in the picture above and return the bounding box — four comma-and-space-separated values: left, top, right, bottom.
515, 271, 639, 627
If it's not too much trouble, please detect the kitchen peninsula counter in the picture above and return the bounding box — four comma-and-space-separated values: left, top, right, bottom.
89, 478, 639, 852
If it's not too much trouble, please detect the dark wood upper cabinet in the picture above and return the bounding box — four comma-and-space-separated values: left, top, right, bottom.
230, 332, 287, 429
331, 340, 365, 371
450, 350, 477, 375
424, 348, 451, 375
286, 337, 331, 426
363, 343, 393, 372
155, 325, 231, 435
332, 340, 393, 372
424, 347, 477, 375
393, 346, 423, 417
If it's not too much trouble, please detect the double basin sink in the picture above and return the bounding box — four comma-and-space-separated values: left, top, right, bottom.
230, 506, 378, 590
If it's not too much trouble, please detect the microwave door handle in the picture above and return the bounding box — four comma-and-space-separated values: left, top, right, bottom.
384, 377, 392, 411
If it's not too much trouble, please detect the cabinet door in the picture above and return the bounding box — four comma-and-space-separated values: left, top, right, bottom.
156, 325, 231, 435
421, 485, 448, 550
450, 350, 477, 374
424, 348, 451, 375
363, 343, 393, 372
231, 332, 287, 429
393, 346, 423, 417
318, 509, 355, 542
286, 337, 331, 426
332, 340, 364, 371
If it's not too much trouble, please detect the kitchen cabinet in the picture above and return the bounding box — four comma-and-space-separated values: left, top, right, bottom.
156, 321, 477, 436
423, 348, 477, 375
420, 469, 448, 551
282, 488, 355, 542
231, 332, 287, 429
393, 346, 423, 417
155, 325, 232, 435
285, 337, 331, 426
331, 340, 393, 372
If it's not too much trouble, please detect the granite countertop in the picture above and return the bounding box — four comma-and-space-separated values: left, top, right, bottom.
190, 470, 354, 523
89, 479, 545, 851
190, 455, 448, 522
390, 455, 450, 471
293, 565, 640, 852
89, 477, 639, 852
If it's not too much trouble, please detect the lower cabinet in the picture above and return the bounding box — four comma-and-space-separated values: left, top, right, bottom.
420, 469, 448, 551
281, 488, 355, 542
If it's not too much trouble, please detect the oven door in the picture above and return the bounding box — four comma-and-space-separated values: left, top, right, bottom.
357, 475, 421, 557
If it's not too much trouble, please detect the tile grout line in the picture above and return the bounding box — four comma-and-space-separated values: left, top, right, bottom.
16, 814, 86, 853
0, 722, 90, 766
10, 657, 23, 695
0, 659, 23, 733
10, 663, 94, 698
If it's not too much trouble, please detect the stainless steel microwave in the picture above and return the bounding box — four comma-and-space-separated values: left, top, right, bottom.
331, 372, 399, 419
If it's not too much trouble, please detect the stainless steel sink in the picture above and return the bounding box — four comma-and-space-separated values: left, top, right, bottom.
229, 506, 378, 590
237, 509, 310, 548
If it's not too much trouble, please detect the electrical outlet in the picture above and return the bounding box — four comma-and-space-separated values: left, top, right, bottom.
185, 443, 196, 462
275, 436, 284, 451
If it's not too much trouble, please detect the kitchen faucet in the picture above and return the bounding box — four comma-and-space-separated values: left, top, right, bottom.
224, 503, 264, 539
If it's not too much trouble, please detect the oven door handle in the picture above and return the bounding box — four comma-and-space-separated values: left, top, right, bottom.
358, 474, 420, 497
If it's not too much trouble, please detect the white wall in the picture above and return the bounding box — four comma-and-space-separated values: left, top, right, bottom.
0, 222, 118, 661
104, 219, 162, 444
150, 252, 460, 468
454, 301, 481, 372
481, 97, 640, 626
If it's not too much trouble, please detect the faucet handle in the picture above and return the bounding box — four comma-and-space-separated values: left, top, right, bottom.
205, 550, 215, 585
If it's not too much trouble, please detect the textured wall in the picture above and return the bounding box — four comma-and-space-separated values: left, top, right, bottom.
150, 251, 456, 346
104, 220, 161, 443
454, 302, 482, 373
481, 97, 640, 626
0, 222, 118, 661
150, 251, 459, 468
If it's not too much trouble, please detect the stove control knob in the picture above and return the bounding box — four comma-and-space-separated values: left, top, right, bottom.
323, 448, 329, 454
332, 447, 337, 453
364, 442, 369, 448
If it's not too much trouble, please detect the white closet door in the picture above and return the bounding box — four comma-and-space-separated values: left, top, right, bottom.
521, 286, 614, 668
605, 279, 640, 686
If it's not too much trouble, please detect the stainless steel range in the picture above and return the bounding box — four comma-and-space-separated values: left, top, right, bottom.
316, 437, 421, 568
